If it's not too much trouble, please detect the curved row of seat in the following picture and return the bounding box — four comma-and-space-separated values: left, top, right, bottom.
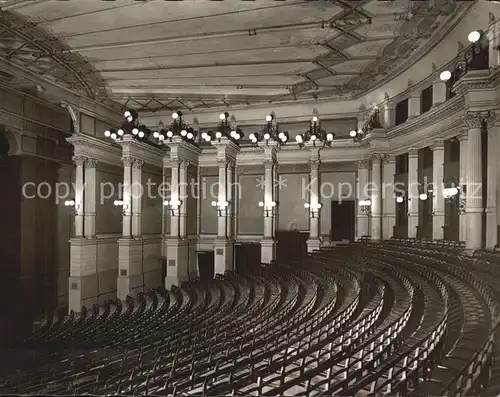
0, 239, 499, 396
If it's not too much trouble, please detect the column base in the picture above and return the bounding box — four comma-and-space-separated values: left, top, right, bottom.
408, 214, 418, 238
68, 238, 98, 313
486, 208, 497, 250
371, 214, 382, 240
214, 238, 234, 276
459, 213, 467, 243
261, 238, 276, 264
382, 215, 396, 240
432, 213, 445, 240
117, 238, 144, 300
165, 238, 190, 289
466, 210, 483, 250
306, 238, 321, 253
356, 214, 369, 240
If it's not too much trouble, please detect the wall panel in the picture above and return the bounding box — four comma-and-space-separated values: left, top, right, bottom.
200, 175, 218, 234
142, 169, 162, 235
278, 173, 309, 231
238, 174, 263, 235
96, 166, 122, 235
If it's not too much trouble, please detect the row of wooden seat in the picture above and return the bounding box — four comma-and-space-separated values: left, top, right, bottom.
0, 240, 499, 396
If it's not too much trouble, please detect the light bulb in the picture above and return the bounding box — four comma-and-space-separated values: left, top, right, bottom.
440, 70, 451, 81
159, 135, 165, 141
271, 201, 276, 207
138, 131, 145, 138
219, 113, 226, 120
187, 132, 193, 139
251, 138, 257, 143
153, 131, 159, 138
311, 135, 317, 141
249, 133, 255, 140
468, 30, 480, 43
258, 201, 264, 207
235, 133, 240, 140
266, 115, 272, 122
64, 200, 70, 206
127, 116, 133, 122
327, 133, 333, 141
350, 130, 357, 137
216, 131, 222, 138
419, 193, 428, 201
110, 133, 117, 140
163, 200, 169, 206
365, 200, 371, 206
132, 128, 138, 135
264, 133, 270, 140
224, 201, 229, 207
124, 111, 131, 118
312, 116, 318, 122
181, 129, 187, 136
304, 203, 310, 208
104, 130, 111, 137
167, 130, 173, 138
281, 135, 287, 142
172, 112, 179, 119
113, 200, 119, 206
118, 129, 124, 136
230, 130, 236, 137
211, 201, 217, 206
201, 132, 207, 139
205, 136, 211, 142
396, 196, 404, 203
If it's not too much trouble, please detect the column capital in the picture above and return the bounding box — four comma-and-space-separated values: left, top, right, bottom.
180, 160, 190, 170
122, 156, 135, 167
133, 159, 144, 169
309, 159, 320, 170
357, 159, 371, 169
485, 110, 498, 128
85, 158, 98, 168
73, 155, 86, 167
430, 138, 445, 151
463, 111, 486, 129
457, 131, 468, 142
408, 147, 419, 157
217, 158, 228, 168
226, 160, 235, 170
263, 159, 275, 170
370, 153, 383, 163
381, 153, 395, 164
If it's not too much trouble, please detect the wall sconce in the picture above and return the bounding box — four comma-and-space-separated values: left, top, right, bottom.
211, 200, 229, 216
113, 199, 129, 215
164, 199, 182, 216
304, 202, 322, 218
258, 200, 276, 217
64, 199, 80, 213
396, 196, 404, 204
444, 185, 466, 214
358, 199, 371, 215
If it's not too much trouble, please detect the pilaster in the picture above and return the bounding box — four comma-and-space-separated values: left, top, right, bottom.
382, 154, 396, 239
370, 154, 382, 240
83, 158, 98, 238
306, 150, 321, 252
431, 139, 445, 240
408, 148, 419, 238
458, 132, 468, 243
356, 159, 370, 239
486, 112, 498, 250
408, 93, 421, 119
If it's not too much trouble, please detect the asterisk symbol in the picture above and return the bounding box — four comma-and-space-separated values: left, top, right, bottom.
275, 176, 288, 190
256, 176, 265, 190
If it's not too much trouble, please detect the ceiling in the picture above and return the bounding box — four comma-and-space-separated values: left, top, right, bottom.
1, 0, 462, 112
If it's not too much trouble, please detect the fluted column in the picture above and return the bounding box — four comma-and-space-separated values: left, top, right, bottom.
408, 148, 419, 238
486, 112, 498, 250
122, 156, 133, 238
263, 159, 275, 240
431, 139, 445, 240
131, 159, 143, 238
217, 159, 227, 239
458, 133, 468, 243
464, 111, 485, 250
307, 158, 321, 252
382, 154, 396, 239
73, 156, 85, 237
226, 161, 234, 238
179, 160, 189, 239
356, 159, 370, 239
170, 159, 180, 238
370, 154, 382, 240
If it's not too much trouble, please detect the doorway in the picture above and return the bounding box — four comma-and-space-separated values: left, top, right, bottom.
197, 251, 214, 282
331, 201, 355, 242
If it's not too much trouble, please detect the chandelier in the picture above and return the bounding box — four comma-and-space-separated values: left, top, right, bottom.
350, 106, 382, 142
296, 114, 334, 147
249, 112, 289, 145
152, 111, 198, 144
201, 112, 244, 143
104, 109, 150, 141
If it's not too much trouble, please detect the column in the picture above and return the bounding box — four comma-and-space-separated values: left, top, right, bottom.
131, 159, 144, 238
370, 154, 382, 240
307, 158, 321, 252
216, 159, 227, 239
118, 156, 144, 300
226, 161, 234, 238
384, 102, 396, 128
458, 133, 468, 243
356, 160, 370, 239
431, 139, 445, 239
179, 160, 188, 239
165, 158, 189, 288
382, 154, 396, 239
261, 158, 277, 263
74, 156, 85, 237
408, 93, 421, 118
408, 148, 419, 238
432, 77, 447, 107
69, 156, 99, 312
464, 111, 484, 251
486, 112, 498, 250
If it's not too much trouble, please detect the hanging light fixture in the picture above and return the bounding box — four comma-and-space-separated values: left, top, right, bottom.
201, 112, 244, 143
104, 108, 150, 142
151, 111, 198, 145
295, 113, 334, 147
249, 112, 289, 145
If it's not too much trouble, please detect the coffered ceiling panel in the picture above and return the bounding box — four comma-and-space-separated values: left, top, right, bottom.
1, 0, 468, 110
